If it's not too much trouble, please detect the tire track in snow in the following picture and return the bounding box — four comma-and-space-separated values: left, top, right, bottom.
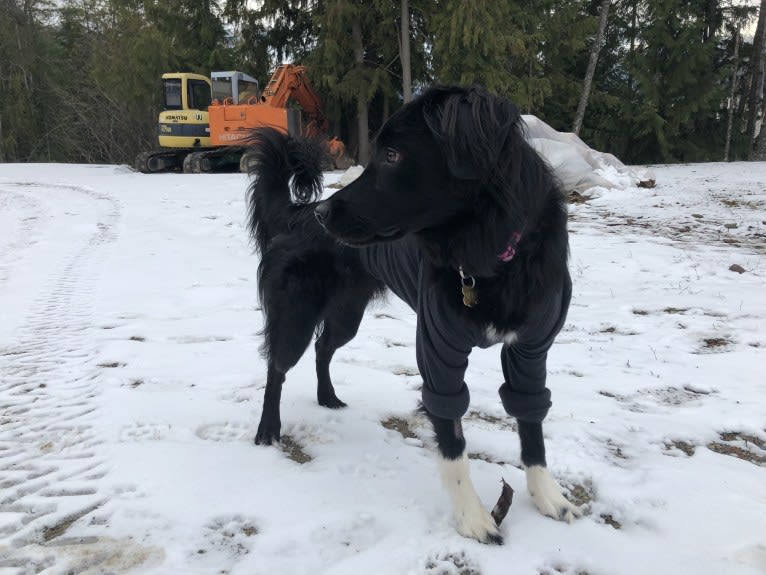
0, 188, 44, 287
0, 182, 139, 573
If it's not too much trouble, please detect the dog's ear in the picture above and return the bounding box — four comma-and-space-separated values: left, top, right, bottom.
422, 86, 521, 183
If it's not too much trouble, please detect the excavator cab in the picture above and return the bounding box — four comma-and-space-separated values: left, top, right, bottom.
157, 72, 212, 149
162, 74, 211, 111
211, 71, 260, 105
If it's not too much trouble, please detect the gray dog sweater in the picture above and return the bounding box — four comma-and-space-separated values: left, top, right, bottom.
360, 237, 570, 423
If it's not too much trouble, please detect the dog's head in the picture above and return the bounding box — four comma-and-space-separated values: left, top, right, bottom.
314, 86, 531, 250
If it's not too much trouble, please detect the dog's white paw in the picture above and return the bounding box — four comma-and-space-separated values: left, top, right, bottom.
525, 465, 582, 523
438, 454, 503, 545
454, 499, 503, 545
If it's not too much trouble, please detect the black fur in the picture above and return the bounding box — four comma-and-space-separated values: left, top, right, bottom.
246, 86, 569, 540
246, 128, 327, 257
246, 128, 384, 444
316, 86, 568, 332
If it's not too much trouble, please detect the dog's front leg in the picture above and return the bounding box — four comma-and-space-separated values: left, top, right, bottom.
426, 411, 503, 544
518, 420, 582, 522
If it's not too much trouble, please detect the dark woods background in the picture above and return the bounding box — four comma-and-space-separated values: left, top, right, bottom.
1, 0, 765, 166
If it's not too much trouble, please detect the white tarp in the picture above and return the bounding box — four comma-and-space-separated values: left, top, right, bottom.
522, 115, 655, 192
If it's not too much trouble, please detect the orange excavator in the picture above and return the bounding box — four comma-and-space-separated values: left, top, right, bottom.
135, 64, 348, 173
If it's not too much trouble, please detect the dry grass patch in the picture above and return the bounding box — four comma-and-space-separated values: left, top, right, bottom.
381, 416, 418, 440
280, 435, 312, 464
708, 432, 766, 466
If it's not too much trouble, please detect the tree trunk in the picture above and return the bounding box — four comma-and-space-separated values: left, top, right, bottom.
724, 28, 741, 161
704, 0, 719, 43
400, 0, 412, 103
352, 17, 369, 165
756, 96, 766, 159
630, 1, 637, 56
573, 0, 610, 135
746, 0, 766, 159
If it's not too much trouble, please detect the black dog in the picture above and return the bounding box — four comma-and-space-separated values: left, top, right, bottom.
246, 86, 581, 544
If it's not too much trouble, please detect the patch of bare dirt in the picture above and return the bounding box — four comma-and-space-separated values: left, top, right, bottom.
693, 337, 734, 354
707, 432, 766, 466
564, 481, 594, 507
42, 502, 104, 542
704, 337, 730, 348
641, 385, 711, 406
664, 440, 696, 456
606, 439, 629, 460
539, 566, 593, 575
381, 416, 418, 440
279, 435, 312, 464
663, 307, 689, 314
599, 325, 638, 335
600, 513, 622, 530
568, 191, 590, 204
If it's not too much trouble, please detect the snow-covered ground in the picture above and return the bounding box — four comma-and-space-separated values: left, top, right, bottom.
0, 162, 764, 575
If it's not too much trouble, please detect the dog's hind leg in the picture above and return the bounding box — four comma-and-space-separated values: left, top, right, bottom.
425, 410, 503, 545
255, 361, 287, 445
255, 295, 321, 446
518, 420, 582, 522
314, 294, 369, 408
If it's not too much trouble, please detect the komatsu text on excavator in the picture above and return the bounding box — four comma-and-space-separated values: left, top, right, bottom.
134, 65, 348, 174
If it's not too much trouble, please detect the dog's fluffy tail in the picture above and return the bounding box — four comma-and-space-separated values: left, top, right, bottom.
246, 127, 327, 254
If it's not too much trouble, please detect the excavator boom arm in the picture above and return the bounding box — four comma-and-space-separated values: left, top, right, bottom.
261, 64, 328, 134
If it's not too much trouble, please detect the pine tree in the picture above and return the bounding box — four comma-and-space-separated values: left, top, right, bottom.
0, 0, 59, 161
142, 0, 234, 72
531, 0, 595, 124
429, 0, 515, 94
308, 0, 400, 163
624, 0, 725, 162
225, 0, 317, 81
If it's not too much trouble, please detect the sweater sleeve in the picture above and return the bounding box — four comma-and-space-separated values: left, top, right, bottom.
416, 280, 481, 420
359, 239, 478, 420
498, 272, 572, 423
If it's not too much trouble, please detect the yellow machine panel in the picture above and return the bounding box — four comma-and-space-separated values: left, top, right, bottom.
158, 109, 211, 149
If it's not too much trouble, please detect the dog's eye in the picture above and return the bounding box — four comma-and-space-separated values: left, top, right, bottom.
385, 148, 400, 163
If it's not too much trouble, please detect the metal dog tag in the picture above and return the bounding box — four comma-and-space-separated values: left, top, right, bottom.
459, 267, 478, 308
462, 283, 478, 307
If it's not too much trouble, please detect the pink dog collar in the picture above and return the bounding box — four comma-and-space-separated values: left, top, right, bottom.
497, 231, 522, 262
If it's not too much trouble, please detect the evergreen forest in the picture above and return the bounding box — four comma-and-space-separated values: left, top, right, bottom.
1, 0, 765, 165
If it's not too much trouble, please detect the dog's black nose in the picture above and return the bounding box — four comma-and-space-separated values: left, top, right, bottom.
314, 202, 331, 225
